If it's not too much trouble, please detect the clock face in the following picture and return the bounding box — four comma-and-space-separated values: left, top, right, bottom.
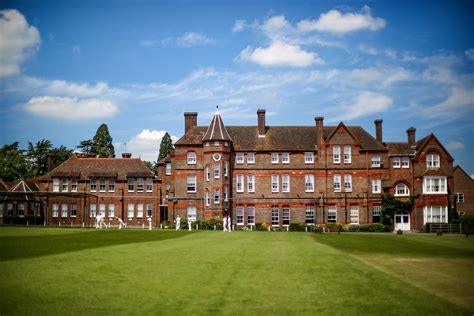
213, 153, 221, 161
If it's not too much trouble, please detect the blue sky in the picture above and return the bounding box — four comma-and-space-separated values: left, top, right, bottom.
1, 0, 473, 174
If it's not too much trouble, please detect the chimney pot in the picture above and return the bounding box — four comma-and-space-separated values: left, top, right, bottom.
122, 153, 132, 158
374, 119, 383, 143
257, 109, 266, 137
407, 127, 416, 147
184, 112, 198, 133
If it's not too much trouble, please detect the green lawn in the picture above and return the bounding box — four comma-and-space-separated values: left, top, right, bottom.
0, 228, 473, 315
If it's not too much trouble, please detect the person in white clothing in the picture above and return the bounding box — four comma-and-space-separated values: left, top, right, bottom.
227, 216, 232, 232
187, 217, 192, 231
175, 215, 181, 231
223, 216, 228, 232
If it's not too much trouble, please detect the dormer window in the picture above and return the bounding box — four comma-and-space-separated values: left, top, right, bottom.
282, 153, 290, 164
304, 152, 314, 164
426, 154, 440, 168
236, 153, 244, 164
371, 156, 381, 168
393, 157, 401, 168
402, 157, 410, 168
247, 153, 255, 164
187, 152, 197, 165
271, 153, 279, 164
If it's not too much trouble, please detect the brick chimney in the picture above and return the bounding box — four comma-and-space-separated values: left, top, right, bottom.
374, 119, 383, 143
257, 109, 266, 137
122, 153, 132, 158
47, 153, 55, 172
184, 112, 198, 133
407, 127, 416, 147
315, 116, 324, 147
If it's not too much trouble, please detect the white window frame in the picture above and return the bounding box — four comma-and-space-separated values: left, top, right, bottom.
146, 204, 153, 217
71, 203, 77, 217
224, 161, 229, 177
426, 154, 440, 168
61, 203, 68, 217
304, 152, 314, 164
271, 207, 279, 226
214, 162, 220, 179
455, 193, 464, 203
62, 178, 68, 192
333, 174, 341, 192
108, 204, 115, 218
205, 190, 210, 207
328, 206, 337, 223
395, 183, 410, 196
165, 163, 171, 175
305, 174, 314, 193
236, 153, 244, 164
89, 204, 96, 218
137, 177, 144, 192
271, 174, 279, 193
423, 176, 447, 194
282, 153, 290, 164
247, 153, 255, 164
108, 177, 115, 192
146, 178, 153, 192
214, 189, 220, 205
372, 179, 381, 194
205, 167, 210, 182
127, 203, 134, 218
224, 185, 228, 201
236, 175, 244, 193
99, 177, 106, 192
53, 178, 60, 192
247, 206, 255, 225
344, 174, 352, 192
402, 157, 410, 168
71, 177, 77, 192
18, 203, 25, 217
305, 206, 315, 225
333, 146, 341, 164
393, 157, 401, 168
343, 146, 351, 164
350, 206, 359, 224
371, 156, 381, 168
187, 206, 197, 222
271, 152, 279, 164
52, 203, 59, 218
236, 206, 244, 225
137, 203, 144, 218
423, 206, 448, 224
247, 174, 255, 193
90, 178, 97, 192
187, 152, 197, 165
128, 178, 134, 192
282, 207, 290, 226
99, 203, 105, 217
372, 206, 381, 222
282, 174, 290, 193
187, 175, 197, 193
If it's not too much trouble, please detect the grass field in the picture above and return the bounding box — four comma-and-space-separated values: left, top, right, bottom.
0, 228, 473, 315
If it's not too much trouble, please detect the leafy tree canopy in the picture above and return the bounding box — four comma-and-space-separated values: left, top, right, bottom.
26, 139, 53, 176
92, 123, 115, 158
0, 142, 32, 182
143, 161, 155, 173
158, 132, 173, 162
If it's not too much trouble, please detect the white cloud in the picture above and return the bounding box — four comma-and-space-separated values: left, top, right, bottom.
332, 91, 392, 121
0, 9, 41, 77
237, 41, 323, 67
298, 6, 386, 34
358, 44, 378, 55
465, 48, 474, 61
445, 141, 464, 150
424, 87, 474, 119
23, 96, 118, 120
47, 80, 111, 97
176, 32, 213, 47
232, 19, 247, 33
119, 130, 178, 161
348, 66, 412, 85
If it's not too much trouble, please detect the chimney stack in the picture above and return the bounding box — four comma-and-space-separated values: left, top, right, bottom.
407, 127, 416, 147
47, 153, 55, 172
184, 112, 198, 134
374, 119, 383, 143
257, 109, 266, 137
315, 116, 324, 147
122, 153, 132, 158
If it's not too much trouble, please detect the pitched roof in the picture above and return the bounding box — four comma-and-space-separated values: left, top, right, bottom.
0, 179, 9, 191
385, 142, 414, 155
454, 165, 474, 182
415, 133, 454, 162
176, 125, 386, 151
203, 112, 232, 142
45, 155, 154, 180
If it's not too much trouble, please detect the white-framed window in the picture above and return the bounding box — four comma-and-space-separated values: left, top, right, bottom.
305, 174, 314, 192
236, 153, 244, 164
205, 190, 210, 207
99, 203, 105, 217
426, 154, 440, 168
214, 141, 220, 146
402, 157, 410, 168
61, 203, 68, 217
146, 178, 153, 192
423, 206, 448, 224
108, 204, 115, 218
372, 205, 381, 223
214, 162, 220, 179
344, 174, 352, 192
282, 174, 290, 193
306, 206, 315, 224
187, 152, 197, 165
166, 163, 171, 175
333, 174, 341, 192
224, 185, 228, 201
224, 161, 229, 177
247, 153, 255, 164
62, 178, 68, 192
127, 203, 134, 218
282, 153, 290, 164
247, 206, 255, 225
90, 178, 97, 192
271, 207, 279, 226
271, 152, 279, 164
17, 203, 24, 217
187, 206, 197, 222
205, 167, 210, 181
271, 174, 279, 193
372, 179, 381, 194
7, 203, 13, 216
52, 203, 59, 218
71, 203, 77, 217
128, 178, 134, 192
455, 193, 464, 203
89, 204, 96, 218
350, 206, 359, 224
327, 206, 337, 223
423, 176, 447, 194
371, 156, 381, 168
108, 178, 115, 192
137, 204, 144, 218
343, 146, 351, 164
53, 177, 60, 192
137, 178, 144, 192
282, 207, 290, 226
71, 177, 78, 192
304, 152, 314, 164
214, 189, 220, 205
236, 206, 244, 225
247, 174, 255, 193
333, 146, 341, 164
187, 175, 197, 193
395, 183, 410, 196
165, 184, 170, 191
146, 204, 153, 217
236, 174, 244, 193
99, 177, 106, 192
393, 157, 401, 168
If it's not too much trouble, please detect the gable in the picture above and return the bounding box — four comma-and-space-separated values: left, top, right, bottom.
415, 134, 454, 162
326, 123, 359, 146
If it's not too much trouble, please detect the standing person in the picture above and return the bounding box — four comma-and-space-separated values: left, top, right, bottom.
223, 215, 228, 232
228, 215, 232, 232
175, 215, 181, 231
187, 217, 192, 231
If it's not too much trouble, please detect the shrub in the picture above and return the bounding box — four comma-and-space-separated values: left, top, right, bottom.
460, 215, 474, 236
347, 224, 360, 232
359, 223, 386, 232
325, 222, 344, 232
289, 223, 306, 231
258, 222, 268, 231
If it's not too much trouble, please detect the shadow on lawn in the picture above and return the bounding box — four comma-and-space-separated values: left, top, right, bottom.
0, 229, 194, 261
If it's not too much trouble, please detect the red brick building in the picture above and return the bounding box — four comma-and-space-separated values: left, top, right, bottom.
453, 166, 474, 217
158, 109, 459, 231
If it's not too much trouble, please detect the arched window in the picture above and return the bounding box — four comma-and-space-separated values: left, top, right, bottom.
187, 151, 197, 165
395, 183, 410, 196
426, 153, 440, 168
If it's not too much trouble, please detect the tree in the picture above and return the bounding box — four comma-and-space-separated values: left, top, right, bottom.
143, 161, 155, 173
381, 193, 415, 227
0, 142, 31, 182
158, 132, 173, 162
92, 123, 115, 158
77, 139, 94, 156
49, 145, 73, 169
26, 139, 53, 176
